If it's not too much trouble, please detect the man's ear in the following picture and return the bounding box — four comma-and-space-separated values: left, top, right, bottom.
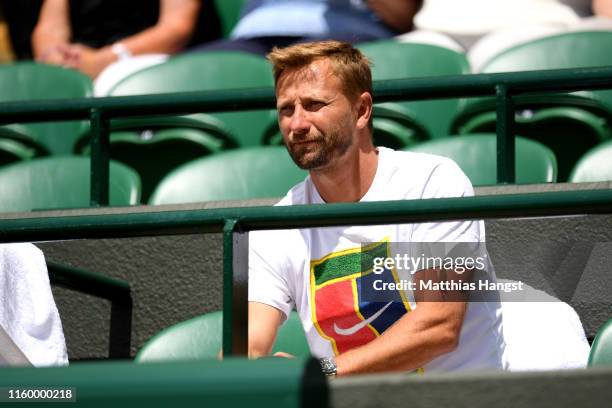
355, 92, 373, 130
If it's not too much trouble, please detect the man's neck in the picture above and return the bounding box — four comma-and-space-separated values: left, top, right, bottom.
310, 138, 379, 203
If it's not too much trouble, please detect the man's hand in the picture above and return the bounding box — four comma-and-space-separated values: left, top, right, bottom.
60, 44, 117, 78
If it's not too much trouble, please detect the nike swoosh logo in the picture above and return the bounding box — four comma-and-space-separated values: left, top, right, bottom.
333, 301, 393, 336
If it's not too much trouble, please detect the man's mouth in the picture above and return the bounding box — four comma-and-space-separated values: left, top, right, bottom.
291, 138, 321, 146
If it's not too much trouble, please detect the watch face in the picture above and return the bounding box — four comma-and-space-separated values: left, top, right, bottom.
320, 357, 337, 376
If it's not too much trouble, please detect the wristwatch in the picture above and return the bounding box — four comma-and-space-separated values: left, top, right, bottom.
319, 356, 337, 377
111, 42, 132, 61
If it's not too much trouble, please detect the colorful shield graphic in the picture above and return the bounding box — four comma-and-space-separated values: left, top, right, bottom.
310, 241, 412, 355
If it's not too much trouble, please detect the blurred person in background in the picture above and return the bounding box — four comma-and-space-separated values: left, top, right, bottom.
398, 0, 612, 71
191, 0, 423, 56
31, 0, 222, 94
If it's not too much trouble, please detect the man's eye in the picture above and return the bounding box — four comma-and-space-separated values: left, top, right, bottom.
306, 102, 325, 111
279, 106, 294, 116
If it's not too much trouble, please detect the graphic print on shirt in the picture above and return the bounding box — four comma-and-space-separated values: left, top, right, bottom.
309, 240, 412, 355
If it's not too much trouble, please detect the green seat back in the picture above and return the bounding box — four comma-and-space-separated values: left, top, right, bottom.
149, 146, 306, 204
406, 134, 557, 186
135, 311, 310, 362
452, 32, 612, 180
0, 63, 92, 155
214, 0, 246, 37
454, 106, 609, 181
78, 127, 229, 202
358, 41, 470, 139
588, 319, 612, 367
0, 156, 141, 212
569, 140, 612, 182
0, 138, 38, 167
482, 31, 612, 109
109, 52, 274, 147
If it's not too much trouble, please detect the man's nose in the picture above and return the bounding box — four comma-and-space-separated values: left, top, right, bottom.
289, 105, 310, 135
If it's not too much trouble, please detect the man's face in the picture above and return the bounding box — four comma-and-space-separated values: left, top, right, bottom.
275, 59, 358, 170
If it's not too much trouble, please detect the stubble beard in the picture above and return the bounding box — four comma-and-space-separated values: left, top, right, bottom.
286, 124, 354, 171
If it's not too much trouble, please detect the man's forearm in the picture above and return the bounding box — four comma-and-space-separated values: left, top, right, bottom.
335, 301, 465, 375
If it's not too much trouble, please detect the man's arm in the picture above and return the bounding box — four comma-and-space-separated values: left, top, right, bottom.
31, 0, 71, 63
248, 301, 284, 358
336, 300, 466, 375
335, 267, 470, 375
366, 0, 423, 33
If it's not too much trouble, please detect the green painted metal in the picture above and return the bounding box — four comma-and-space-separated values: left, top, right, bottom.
89, 109, 110, 207
223, 219, 237, 357
0, 68, 611, 124
47, 261, 130, 302
47, 262, 132, 359
1, 189, 612, 243
0, 358, 312, 408
223, 219, 248, 356
495, 85, 516, 184
0, 66, 611, 202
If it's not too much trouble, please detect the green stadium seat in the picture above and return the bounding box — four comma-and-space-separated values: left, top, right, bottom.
135, 311, 310, 362
358, 41, 470, 140
214, 0, 246, 37
405, 134, 557, 186
0, 156, 141, 212
588, 319, 612, 367
0, 63, 92, 156
569, 139, 612, 183
149, 146, 306, 204
74, 114, 238, 201
451, 31, 612, 181
0, 137, 38, 168
109, 51, 275, 148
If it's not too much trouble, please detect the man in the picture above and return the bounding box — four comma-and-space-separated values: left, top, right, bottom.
248, 41, 506, 375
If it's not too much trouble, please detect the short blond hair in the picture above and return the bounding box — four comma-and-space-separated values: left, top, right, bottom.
267, 40, 372, 101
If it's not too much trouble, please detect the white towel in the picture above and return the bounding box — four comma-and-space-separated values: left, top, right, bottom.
499, 280, 590, 371
0, 244, 68, 367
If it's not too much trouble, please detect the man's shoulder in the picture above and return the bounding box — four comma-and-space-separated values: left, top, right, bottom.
378, 147, 473, 199
381, 147, 460, 173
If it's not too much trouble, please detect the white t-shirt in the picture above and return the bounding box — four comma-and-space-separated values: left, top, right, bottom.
249, 147, 507, 372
